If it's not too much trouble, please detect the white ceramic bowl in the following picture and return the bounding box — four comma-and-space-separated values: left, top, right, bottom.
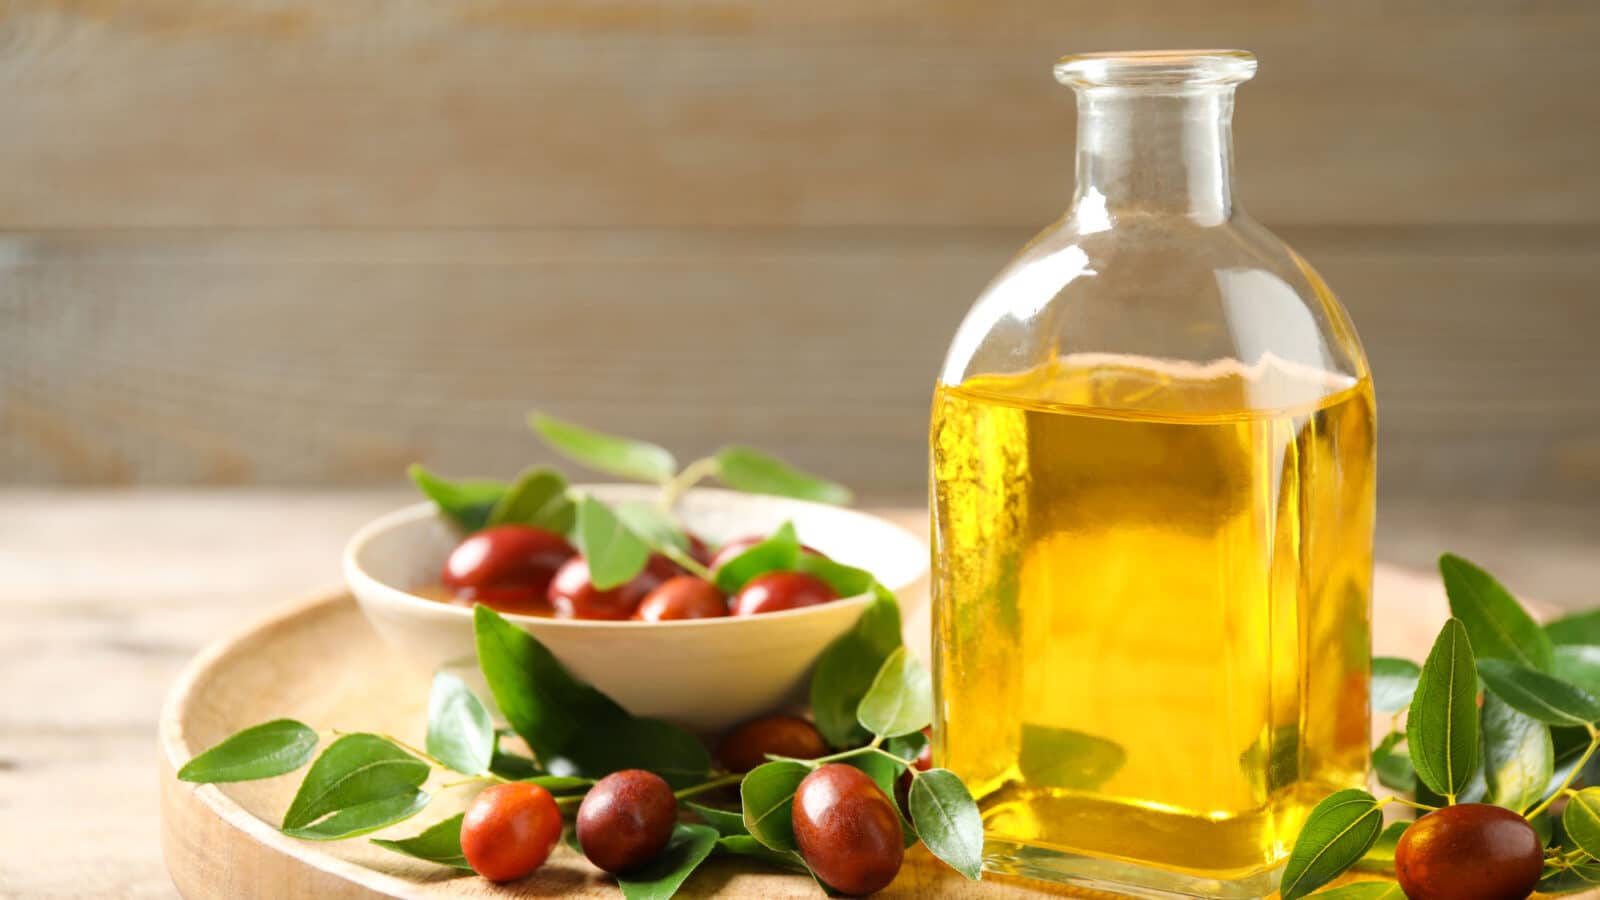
345, 485, 928, 733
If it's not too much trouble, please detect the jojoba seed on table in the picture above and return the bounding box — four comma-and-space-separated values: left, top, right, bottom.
732, 571, 839, 616
547, 557, 663, 620
460, 782, 562, 882
576, 769, 678, 874
792, 763, 904, 896
716, 715, 828, 772
1394, 803, 1543, 900
635, 575, 728, 621
440, 525, 576, 614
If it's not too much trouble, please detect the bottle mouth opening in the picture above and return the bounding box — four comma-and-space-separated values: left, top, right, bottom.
1055, 50, 1257, 88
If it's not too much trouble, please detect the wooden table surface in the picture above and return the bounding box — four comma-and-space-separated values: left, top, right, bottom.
4, 489, 1598, 899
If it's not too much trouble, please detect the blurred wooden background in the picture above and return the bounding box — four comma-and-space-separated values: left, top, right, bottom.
2, 0, 1598, 504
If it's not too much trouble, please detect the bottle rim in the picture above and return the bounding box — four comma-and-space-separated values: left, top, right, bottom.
1054, 50, 1257, 88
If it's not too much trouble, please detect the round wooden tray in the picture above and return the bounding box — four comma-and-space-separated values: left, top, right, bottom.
157, 564, 1510, 899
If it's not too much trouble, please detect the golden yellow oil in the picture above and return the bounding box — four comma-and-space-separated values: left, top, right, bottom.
931, 353, 1375, 880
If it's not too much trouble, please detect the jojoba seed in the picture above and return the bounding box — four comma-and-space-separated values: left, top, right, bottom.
460, 782, 562, 882
732, 571, 839, 616
635, 576, 728, 621
547, 557, 663, 620
576, 769, 678, 874
716, 715, 828, 772
441, 525, 576, 614
1394, 803, 1543, 900
792, 763, 904, 895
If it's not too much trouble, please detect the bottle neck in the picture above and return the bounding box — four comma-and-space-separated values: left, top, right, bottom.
1071, 86, 1237, 226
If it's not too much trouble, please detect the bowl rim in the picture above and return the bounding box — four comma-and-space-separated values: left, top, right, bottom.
343, 487, 927, 632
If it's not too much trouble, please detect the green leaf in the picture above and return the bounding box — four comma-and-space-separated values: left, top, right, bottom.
1554, 644, 1600, 696
574, 495, 653, 591
425, 672, 494, 776
793, 553, 877, 599
615, 824, 719, 900
1564, 787, 1600, 857
1278, 789, 1385, 900
371, 813, 472, 871
1407, 618, 1480, 797
1547, 610, 1600, 647
1441, 553, 1553, 672
283, 789, 430, 840
571, 716, 712, 790
1354, 821, 1408, 873
408, 464, 505, 533
1371, 732, 1416, 793
1479, 657, 1600, 726
1018, 724, 1126, 790
714, 836, 810, 873
473, 605, 627, 774
488, 745, 539, 780
281, 734, 431, 833
1371, 657, 1422, 713
908, 768, 983, 880
487, 467, 575, 534
177, 719, 318, 784
1481, 691, 1554, 814
713, 446, 852, 505
530, 412, 676, 483
740, 760, 812, 851
524, 774, 595, 792
613, 500, 689, 553
809, 585, 903, 748
886, 731, 930, 765
1305, 884, 1406, 900
711, 522, 801, 595
686, 802, 749, 837
857, 647, 934, 739
1540, 862, 1600, 894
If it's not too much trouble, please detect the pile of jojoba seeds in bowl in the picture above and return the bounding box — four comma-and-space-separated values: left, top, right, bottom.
439, 523, 841, 621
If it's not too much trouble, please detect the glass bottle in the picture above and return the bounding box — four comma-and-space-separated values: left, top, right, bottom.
930, 50, 1375, 899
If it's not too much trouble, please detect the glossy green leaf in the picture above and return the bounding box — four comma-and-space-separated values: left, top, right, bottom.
908, 768, 983, 880
281, 734, 430, 834
177, 718, 318, 784
1482, 691, 1554, 814
524, 774, 594, 792
613, 500, 689, 553
571, 716, 712, 790
1547, 610, 1600, 647
409, 464, 505, 533
686, 802, 748, 837
793, 553, 877, 599
1564, 787, 1600, 857
857, 647, 934, 739
371, 813, 472, 870
425, 672, 494, 776
530, 413, 676, 483
713, 836, 809, 873
1407, 618, 1480, 797
473, 605, 627, 775
886, 730, 929, 765
1279, 789, 1384, 900
1371, 657, 1422, 713
487, 746, 539, 780
740, 760, 811, 852
487, 467, 574, 534
283, 789, 430, 840
573, 495, 653, 590
1306, 884, 1406, 900
1441, 553, 1553, 672
809, 585, 903, 748
711, 523, 800, 595
616, 824, 719, 900
1354, 821, 1408, 873
1554, 644, 1600, 696
1479, 657, 1600, 726
713, 446, 852, 505
1539, 862, 1600, 894
1371, 732, 1416, 793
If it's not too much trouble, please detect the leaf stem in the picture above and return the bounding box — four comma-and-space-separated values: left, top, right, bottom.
659, 457, 721, 510
661, 544, 714, 581
1382, 796, 1440, 814
1527, 723, 1600, 821
441, 774, 500, 790
673, 772, 744, 801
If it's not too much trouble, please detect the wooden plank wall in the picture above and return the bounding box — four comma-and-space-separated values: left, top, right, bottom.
1, 1, 1597, 503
